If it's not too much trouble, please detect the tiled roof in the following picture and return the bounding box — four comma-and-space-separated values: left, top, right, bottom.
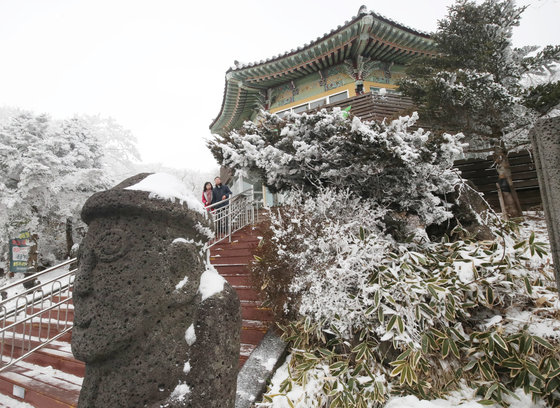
210, 6, 436, 135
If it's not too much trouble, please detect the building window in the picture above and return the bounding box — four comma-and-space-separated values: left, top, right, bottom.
273, 90, 349, 116
328, 91, 348, 103
293, 104, 309, 114
310, 98, 327, 109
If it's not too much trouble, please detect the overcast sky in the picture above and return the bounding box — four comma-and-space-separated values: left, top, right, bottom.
0, 0, 558, 171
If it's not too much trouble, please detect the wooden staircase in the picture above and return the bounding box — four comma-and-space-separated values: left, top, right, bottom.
0, 296, 83, 408
210, 220, 274, 367
0, 221, 272, 407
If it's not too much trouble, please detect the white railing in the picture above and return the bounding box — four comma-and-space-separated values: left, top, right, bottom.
0, 187, 257, 371
0, 259, 76, 372
205, 187, 256, 247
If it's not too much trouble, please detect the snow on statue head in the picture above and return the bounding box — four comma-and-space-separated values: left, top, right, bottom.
71, 173, 240, 408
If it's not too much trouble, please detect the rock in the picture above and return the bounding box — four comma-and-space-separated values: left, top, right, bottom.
530, 117, 560, 294
426, 181, 494, 241
71, 173, 241, 408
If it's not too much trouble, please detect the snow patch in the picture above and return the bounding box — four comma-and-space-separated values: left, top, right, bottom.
185, 324, 196, 346
175, 276, 189, 291
198, 264, 226, 301
183, 361, 191, 374
262, 357, 276, 371
124, 173, 204, 214
195, 221, 215, 240
172, 237, 191, 244
170, 382, 191, 402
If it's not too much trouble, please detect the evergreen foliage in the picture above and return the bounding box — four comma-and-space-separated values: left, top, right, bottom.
210, 109, 466, 226
0, 110, 140, 266
399, 0, 560, 143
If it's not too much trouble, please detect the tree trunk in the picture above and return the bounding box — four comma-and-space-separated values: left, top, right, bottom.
494, 147, 523, 218
66, 217, 74, 258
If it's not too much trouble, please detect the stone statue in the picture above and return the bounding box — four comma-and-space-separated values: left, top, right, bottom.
71, 173, 241, 408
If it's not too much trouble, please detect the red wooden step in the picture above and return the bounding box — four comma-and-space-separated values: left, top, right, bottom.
26, 307, 75, 322
240, 303, 274, 322
233, 287, 261, 301
213, 265, 250, 276
210, 247, 254, 258
0, 364, 80, 408
223, 275, 253, 287
4, 321, 72, 342
22, 347, 84, 378
240, 319, 271, 345
210, 255, 253, 264
1, 335, 81, 376
212, 241, 259, 250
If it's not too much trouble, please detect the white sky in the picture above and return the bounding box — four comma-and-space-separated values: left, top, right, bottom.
0, 0, 558, 171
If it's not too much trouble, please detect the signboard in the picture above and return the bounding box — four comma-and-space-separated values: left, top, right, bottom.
9, 231, 31, 273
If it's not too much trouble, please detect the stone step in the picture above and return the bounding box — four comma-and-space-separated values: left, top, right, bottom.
0, 363, 80, 408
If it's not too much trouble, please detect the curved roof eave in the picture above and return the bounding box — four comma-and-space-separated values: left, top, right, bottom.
209, 7, 436, 135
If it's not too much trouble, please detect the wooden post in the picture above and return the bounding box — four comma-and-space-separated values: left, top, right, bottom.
496, 183, 508, 221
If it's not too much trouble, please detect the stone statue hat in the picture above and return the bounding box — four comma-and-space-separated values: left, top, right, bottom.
81, 173, 212, 243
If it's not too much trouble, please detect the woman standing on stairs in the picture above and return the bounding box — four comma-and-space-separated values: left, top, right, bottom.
202, 181, 213, 211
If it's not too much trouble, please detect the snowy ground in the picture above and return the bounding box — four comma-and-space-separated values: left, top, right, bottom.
256, 211, 559, 407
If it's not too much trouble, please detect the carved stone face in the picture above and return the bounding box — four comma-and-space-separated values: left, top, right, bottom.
72, 215, 203, 363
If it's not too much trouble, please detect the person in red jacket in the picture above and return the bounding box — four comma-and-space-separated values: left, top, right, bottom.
202, 182, 213, 210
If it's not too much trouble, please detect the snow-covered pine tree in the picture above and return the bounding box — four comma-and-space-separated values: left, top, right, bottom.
399, 0, 560, 218
0, 110, 140, 268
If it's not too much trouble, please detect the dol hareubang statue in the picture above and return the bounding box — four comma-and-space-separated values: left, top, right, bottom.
71, 173, 241, 408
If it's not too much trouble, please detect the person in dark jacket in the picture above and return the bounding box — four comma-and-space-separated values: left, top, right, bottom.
212, 177, 232, 209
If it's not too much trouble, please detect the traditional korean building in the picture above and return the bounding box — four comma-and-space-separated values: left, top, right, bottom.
210, 6, 541, 209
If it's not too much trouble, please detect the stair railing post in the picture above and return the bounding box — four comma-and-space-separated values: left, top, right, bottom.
228, 198, 232, 243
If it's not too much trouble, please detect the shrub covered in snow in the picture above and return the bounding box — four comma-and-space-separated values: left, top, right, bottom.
255, 196, 559, 407
210, 109, 466, 226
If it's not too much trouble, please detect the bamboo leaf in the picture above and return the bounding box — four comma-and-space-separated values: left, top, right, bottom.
492, 333, 508, 351
524, 276, 533, 295
442, 338, 450, 359
397, 316, 404, 334
533, 336, 554, 350
386, 315, 397, 333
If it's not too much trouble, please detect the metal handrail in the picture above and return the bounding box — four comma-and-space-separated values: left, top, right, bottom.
0, 261, 75, 372
0, 258, 75, 294
205, 187, 256, 247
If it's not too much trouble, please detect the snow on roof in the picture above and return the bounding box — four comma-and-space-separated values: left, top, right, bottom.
124, 173, 205, 214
